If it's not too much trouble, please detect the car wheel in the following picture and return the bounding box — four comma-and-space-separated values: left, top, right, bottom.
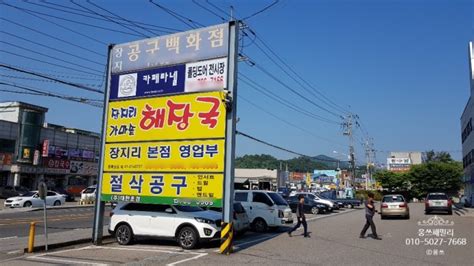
448, 210, 452, 215
348, 204, 353, 209
406, 214, 410, 220
115, 224, 133, 245
54, 200, 61, 206
425, 210, 430, 215
23, 201, 32, 208
178, 226, 198, 249
253, 218, 268, 233
381, 215, 385, 220
311, 207, 319, 215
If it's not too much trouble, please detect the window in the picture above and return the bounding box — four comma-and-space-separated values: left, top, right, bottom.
122, 203, 172, 212
267, 192, 288, 206
174, 206, 203, 212
234, 192, 248, 202
427, 194, 448, 200
382, 195, 405, 202
47, 192, 56, 196
233, 203, 245, 213
253, 192, 273, 206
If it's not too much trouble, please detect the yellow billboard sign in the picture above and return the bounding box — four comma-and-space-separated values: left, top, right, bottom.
101, 173, 223, 207
103, 139, 225, 172
106, 91, 227, 142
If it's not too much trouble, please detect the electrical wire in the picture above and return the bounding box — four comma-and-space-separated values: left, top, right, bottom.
0, 31, 104, 66
192, 0, 226, 21
238, 95, 346, 148
241, 0, 279, 21
149, 0, 204, 29
70, 0, 150, 38
0, 64, 103, 94
2, 1, 107, 46
0, 17, 106, 57
0, 74, 103, 88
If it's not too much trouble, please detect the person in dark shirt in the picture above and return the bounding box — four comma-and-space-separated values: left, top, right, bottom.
360, 192, 381, 240
288, 194, 309, 237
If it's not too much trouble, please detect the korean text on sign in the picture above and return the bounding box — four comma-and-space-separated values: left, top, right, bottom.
106, 91, 226, 142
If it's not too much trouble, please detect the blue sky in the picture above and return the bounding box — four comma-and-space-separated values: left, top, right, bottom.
0, 0, 472, 164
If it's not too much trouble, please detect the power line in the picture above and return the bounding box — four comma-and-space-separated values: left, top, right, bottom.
0, 50, 102, 77
86, 0, 160, 37
0, 40, 103, 73
32, 0, 180, 32
0, 82, 102, 108
2, 1, 107, 46
149, 0, 204, 29
239, 74, 341, 125
70, 0, 150, 38
0, 17, 106, 57
0, 63, 103, 80
1, 2, 146, 38
241, 0, 279, 21
0, 64, 103, 94
0, 31, 104, 66
238, 95, 346, 148
192, 0, 226, 21
0, 74, 103, 88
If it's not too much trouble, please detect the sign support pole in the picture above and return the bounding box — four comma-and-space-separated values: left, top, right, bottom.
93, 44, 113, 245
220, 21, 238, 255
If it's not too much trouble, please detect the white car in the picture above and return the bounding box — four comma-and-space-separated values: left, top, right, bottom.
80, 185, 97, 201
109, 203, 221, 249
4, 190, 66, 208
234, 190, 293, 232
232, 202, 250, 235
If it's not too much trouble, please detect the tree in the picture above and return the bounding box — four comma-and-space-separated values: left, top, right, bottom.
373, 170, 410, 192
408, 161, 463, 199
423, 150, 453, 163
235, 154, 281, 169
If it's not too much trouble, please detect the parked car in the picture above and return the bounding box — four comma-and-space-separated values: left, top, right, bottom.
287, 195, 330, 214
277, 187, 290, 198
380, 194, 410, 219
81, 185, 97, 201
205, 202, 250, 236
295, 192, 336, 211
0, 185, 29, 199
319, 190, 362, 208
234, 190, 293, 232
4, 190, 66, 208
52, 187, 75, 202
109, 203, 221, 249
316, 193, 344, 209
425, 192, 452, 215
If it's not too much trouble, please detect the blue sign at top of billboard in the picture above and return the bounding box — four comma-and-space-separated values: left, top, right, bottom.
111, 23, 229, 74
109, 64, 185, 100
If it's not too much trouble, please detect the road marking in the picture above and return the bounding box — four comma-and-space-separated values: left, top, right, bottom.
0, 236, 18, 241
167, 252, 207, 266
28, 255, 108, 266
7, 250, 21, 254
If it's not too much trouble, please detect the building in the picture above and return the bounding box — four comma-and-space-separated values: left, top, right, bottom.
0, 101, 100, 195
460, 41, 474, 205
234, 168, 279, 190
386, 152, 422, 172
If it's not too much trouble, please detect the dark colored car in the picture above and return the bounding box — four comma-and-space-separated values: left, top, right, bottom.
52, 187, 75, 202
425, 192, 452, 215
287, 195, 329, 214
0, 185, 29, 199
317, 193, 344, 209
277, 187, 290, 198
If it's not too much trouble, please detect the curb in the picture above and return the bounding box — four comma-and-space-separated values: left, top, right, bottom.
28, 205, 95, 212
23, 235, 113, 253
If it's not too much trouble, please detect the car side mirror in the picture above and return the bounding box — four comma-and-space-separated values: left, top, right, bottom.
165, 208, 174, 213
33, 194, 39, 198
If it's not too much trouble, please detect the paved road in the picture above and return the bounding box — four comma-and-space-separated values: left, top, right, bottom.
0, 206, 110, 238
3, 203, 472, 266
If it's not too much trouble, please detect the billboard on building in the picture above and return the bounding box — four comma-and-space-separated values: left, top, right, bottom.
100, 23, 232, 208
387, 157, 412, 172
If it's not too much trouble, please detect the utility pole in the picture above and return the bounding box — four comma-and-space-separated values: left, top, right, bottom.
364, 139, 370, 190
343, 114, 356, 187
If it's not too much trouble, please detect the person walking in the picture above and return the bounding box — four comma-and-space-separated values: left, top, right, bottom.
288, 194, 309, 237
360, 192, 381, 240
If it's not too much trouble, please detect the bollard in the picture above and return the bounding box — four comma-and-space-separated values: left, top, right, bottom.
28, 222, 36, 253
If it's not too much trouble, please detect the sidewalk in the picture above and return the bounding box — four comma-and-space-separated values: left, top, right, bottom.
0, 226, 110, 255
454, 204, 474, 217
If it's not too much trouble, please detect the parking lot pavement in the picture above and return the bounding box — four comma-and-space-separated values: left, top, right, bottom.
0, 208, 359, 265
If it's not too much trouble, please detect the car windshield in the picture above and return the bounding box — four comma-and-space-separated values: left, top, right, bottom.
267, 193, 288, 206
317, 194, 329, 199
21, 191, 36, 197
83, 188, 96, 193
174, 206, 204, 212
383, 195, 404, 202
428, 194, 448, 200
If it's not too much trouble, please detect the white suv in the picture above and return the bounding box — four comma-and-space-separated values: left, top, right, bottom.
109, 203, 221, 249
234, 190, 293, 232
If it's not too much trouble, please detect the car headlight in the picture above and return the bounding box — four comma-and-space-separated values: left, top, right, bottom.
195, 217, 215, 224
